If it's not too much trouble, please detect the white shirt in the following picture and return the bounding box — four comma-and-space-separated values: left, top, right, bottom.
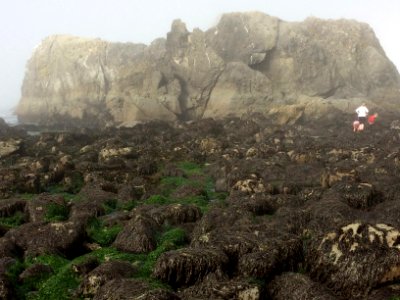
356, 106, 369, 117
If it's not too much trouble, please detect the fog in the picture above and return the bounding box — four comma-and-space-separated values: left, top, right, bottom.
1, 0, 399, 114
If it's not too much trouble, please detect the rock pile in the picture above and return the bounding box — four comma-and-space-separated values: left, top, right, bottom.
1, 114, 400, 298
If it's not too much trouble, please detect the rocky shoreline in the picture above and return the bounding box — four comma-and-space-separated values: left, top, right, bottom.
1, 114, 400, 299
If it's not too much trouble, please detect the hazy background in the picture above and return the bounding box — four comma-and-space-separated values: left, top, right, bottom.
1, 0, 399, 115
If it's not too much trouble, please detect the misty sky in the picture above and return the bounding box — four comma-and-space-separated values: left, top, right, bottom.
1, 0, 399, 112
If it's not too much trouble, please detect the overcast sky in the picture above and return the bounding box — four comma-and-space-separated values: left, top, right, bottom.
1, 0, 399, 112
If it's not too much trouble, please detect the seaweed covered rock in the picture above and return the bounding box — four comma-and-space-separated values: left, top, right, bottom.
18, 263, 53, 283
267, 272, 338, 300
25, 193, 67, 222
149, 204, 202, 226
0, 198, 26, 219
238, 237, 303, 279
4, 220, 86, 258
3, 107, 400, 298
92, 278, 180, 300
0, 257, 18, 299
0, 139, 22, 158
153, 247, 229, 288
112, 212, 159, 253
307, 222, 400, 299
178, 275, 263, 300
332, 182, 383, 210
78, 260, 137, 297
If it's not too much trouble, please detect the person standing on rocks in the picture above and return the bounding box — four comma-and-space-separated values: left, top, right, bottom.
355, 103, 369, 131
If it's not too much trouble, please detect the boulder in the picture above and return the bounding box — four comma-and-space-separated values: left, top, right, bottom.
24, 193, 67, 223
0, 139, 22, 158
78, 260, 137, 297
4, 220, 86, 258
179, 276, 263, 300
18, 263, 53, 282
0, 258, 18, 299
153, 247, 229, 287
92, 278, 180, 300
307, 222, 400, 299
267, 272, 338, 300
16, 12, 400, 127
238, 237, 303, 279
112, 212, 159, 253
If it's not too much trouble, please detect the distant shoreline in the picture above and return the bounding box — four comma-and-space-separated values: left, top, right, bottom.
0, 108, 18, 126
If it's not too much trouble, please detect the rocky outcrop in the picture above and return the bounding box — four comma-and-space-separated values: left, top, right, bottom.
17, 12, 400, 127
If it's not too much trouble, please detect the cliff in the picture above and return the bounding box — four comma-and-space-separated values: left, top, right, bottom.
16, 12, 400, 127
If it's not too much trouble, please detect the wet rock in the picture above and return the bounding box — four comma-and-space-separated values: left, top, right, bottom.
137, 156, 158, 176
390, 120, 400, 130
133, 288, 181, 300
79, 180, 118, 198
267, 272, 338, 300
0, 257, 17, 275
333, 182, 383, 210
153, 247, 229, 288
5, 220, 86, 258
99, 210, 130, 227
98, 146, 135, 162
305, 189, 359, 234
0, 170, 19, 198
171, 185, 206, 199
369, 199, 400, 228
0, 139, 22, 158
233, 177, 266, 194
78, 260, 137, 297
191, 207, 254, 244
226, 192, 303, 215
19, 263, 53, 282
25, 193, 67, 222
0, 257, 17, 299
92, 278, 180, 300
307, 222, 400, 299
0, 225, 10, 236
199, 137, 222, 155
112, 212, 159, 253
238, 237, 303, 279
0, 238, 18, 258
190, 207, 261, 259
320, 167, 359, 188
367, 283, 400, 300
161, 163, 187, 178
61, 170, 84, 193
71, 256, 100, 275
17, 171, 42, 194
69, 200, 105, 225
117, 184, 143, 203
0, 168, 41, 195
0, 198, 26, 218
179, 275, 263, 300
149, 204, 202, 226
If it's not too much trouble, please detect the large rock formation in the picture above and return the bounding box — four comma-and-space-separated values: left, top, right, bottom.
16, 12, 400, 127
